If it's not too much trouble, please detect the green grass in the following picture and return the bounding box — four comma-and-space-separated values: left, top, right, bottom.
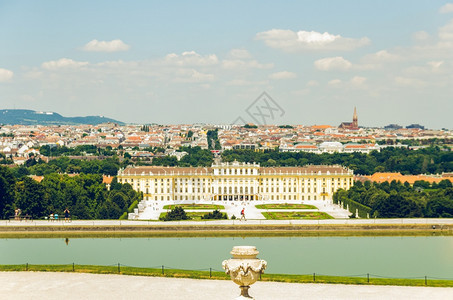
1, 264, 453, 287
255, 203, 317, 210
262, 211, 333, 220
163, 204, 225, 210
159, 212, 226, 221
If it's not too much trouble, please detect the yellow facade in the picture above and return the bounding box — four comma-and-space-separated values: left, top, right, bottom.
117, 162, 354, 202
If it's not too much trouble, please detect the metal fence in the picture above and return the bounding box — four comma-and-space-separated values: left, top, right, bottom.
3, 263, 453, 286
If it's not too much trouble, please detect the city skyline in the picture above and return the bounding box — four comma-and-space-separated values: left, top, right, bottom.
1, 1, 453, 129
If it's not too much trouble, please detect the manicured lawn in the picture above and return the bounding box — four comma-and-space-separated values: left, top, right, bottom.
255, 203, 317, 210
159, 212, 226, 221
262, 211, 333, 220
163, 204, 225, 210
1, 264, 452, 287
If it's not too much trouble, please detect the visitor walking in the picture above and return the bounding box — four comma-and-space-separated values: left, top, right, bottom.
64, 208, 70, 222
240, 208, 246, 221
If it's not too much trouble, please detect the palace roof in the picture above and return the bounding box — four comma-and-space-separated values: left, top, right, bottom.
119, 165, 351, 176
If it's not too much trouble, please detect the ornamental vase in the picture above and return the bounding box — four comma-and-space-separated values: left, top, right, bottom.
222, 246, 267, 299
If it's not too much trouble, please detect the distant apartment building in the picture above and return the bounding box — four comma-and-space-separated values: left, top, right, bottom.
117, 161, 354, 202
280, 142, 379, 154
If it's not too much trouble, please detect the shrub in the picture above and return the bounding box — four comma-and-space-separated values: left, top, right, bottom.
160, 206, 190, 221
119, 212, 128, 220
127, 200, 139, 213
201, 209, 227, 220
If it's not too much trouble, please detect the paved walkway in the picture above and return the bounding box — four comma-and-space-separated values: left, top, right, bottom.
2, 218, 453, 227
0, 272, 452, 300
138, 200, 350, 220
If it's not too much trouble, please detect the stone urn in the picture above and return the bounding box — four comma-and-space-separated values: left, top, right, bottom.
222, 246, 267, 299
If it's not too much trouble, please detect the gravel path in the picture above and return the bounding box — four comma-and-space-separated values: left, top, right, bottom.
1, 272, 452, 300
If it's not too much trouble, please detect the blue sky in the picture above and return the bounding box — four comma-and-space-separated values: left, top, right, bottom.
1, 1, 452, 128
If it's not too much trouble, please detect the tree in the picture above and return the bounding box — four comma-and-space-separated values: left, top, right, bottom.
425, 197, 453, 218
0, 166, 16, 218
14, 177, 49, 218
372, 193, 423, 218
438, 179, 453, 189
160, 206, 190, 221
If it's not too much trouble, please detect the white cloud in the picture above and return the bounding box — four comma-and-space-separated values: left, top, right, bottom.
314, 56, 352, 71
162, 51, 219, 66
41, 58, 89, 70
326, 77, 367, 89
226, 79, 268, 86
394, 76, 427, 88
0, 68, 13, 82
228, 49, 252, 59
404, 61, 445, 76
256, 29, 370, 52
328, 79, 342, 87
413, 31, 430, 41
96, 60, 139, 68
362, 50, 401, 63
23, 70, 43, 79
222, 59, 273, 70
222, 49, 273, 70
306, 80, 319, 87
269, 71, 297, 79
427, 60, 444, 69
350, 76, 367, 86
438, 19, 453, 41
173, 69, 215, 83
292, 89, 310, 96
82, 39, 130, 52
439, 3, 453, 14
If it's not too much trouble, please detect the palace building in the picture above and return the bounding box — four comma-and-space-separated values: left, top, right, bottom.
117, 162, 354, 202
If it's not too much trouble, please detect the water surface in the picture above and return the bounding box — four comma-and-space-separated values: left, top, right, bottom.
1, 236, 452, 278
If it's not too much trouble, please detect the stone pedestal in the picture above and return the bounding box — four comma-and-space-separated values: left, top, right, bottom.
222, 246, 267, 299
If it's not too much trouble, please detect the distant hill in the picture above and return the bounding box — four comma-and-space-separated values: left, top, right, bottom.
0, 109, 124, 126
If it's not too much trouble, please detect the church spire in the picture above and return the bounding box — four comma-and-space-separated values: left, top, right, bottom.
352, 107, 358, 129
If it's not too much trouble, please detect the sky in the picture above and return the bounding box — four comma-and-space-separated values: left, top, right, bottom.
0, 0, 452, 129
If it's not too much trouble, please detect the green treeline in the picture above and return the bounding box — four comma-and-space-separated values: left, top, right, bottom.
22, 144, 453, 175
221, 147, 453, 175
0, 166, 141, 220
149, 146, 213, 167
14, 156, 121, 177
333, 180, 453, 218
39, 145, 116, 157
